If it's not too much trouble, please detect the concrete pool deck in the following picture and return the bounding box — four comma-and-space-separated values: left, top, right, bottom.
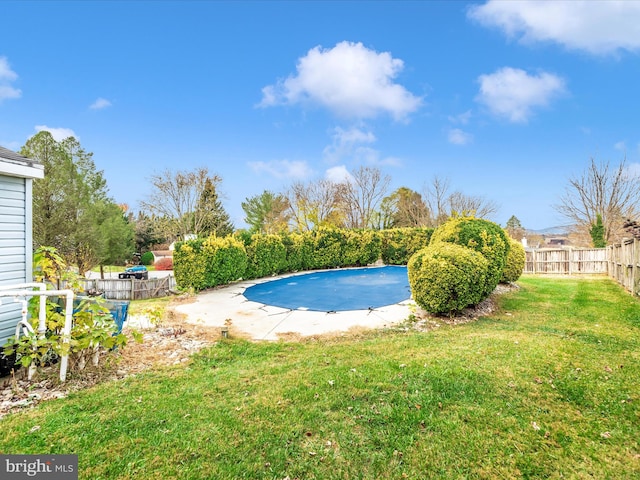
173, 273, 416, 341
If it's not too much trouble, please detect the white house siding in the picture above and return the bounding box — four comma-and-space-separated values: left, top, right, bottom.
0, 174, 31, 345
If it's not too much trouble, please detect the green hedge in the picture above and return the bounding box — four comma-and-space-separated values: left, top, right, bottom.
380, 227, 434, 265
244, 233, 288, 279
280, 232, 314, 272
501, 237, 526, 283
408, 243, 489, 315
175, 227, 438, 292
344, 230, 382, 267
174, 236, 247, 291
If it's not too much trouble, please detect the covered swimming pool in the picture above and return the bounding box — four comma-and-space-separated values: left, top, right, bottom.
243, 266, 410, 312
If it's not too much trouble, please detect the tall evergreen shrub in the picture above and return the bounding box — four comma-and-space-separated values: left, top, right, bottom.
430, 217, 509, 296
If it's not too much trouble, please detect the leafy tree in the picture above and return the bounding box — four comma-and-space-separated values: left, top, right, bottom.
379, 187, 430, 228
196, 177, 234, 237
505, 215, 525, 240
242, 190, 290, 234
589, 213, 607, 248
96, 202, 135, 269
556, 157, 640, 243
21, 131, 132, 275
140, 167, 232, 241
130, 212, 167, 255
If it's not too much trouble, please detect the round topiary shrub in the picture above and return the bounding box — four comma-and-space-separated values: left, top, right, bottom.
430, 216, 509, 296
501, 237, 526, 283
140, 251, 154, 266
408, 243, 489, 315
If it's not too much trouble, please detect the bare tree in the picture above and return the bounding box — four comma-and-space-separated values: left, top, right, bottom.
448, 191, 499, 220
555, 158, 640, 243
423, 176, 451, 226
339, 166, 391, 229
423, 175, 499, 226
140, 167, 228, 241
287, 180, 344, 231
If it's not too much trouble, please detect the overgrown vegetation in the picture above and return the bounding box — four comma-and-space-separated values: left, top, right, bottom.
173, 227, 436, 291
1, 276, 638, 479
2, 247, 137, 377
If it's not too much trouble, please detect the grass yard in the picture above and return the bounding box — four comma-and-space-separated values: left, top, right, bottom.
1, 275, 639, 479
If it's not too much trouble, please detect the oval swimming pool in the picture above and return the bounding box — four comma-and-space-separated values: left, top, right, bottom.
243, 266, 410, 312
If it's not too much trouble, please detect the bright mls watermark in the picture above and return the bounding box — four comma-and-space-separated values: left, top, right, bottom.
0, 455, 78, 479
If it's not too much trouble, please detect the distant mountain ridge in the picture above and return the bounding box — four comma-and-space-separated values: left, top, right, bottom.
525, 225, 573, 236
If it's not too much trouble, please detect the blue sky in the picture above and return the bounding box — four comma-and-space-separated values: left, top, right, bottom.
1, 0, 639, 231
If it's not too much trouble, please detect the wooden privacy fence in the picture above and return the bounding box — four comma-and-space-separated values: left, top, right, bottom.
524, 242, 640, 297
608, 238, 640, 297
74, 275, 177, 301
524, 248, 609, 275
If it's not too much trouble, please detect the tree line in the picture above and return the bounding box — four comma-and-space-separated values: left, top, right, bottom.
21, 132, 640, 276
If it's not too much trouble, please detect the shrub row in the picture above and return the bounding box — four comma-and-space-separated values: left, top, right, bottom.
173, 227, 434, 291
408, 217, 524, 315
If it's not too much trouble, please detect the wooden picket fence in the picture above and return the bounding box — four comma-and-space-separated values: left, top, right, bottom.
74, 275, 177, 301
524, 248, 609, 275
524, 240, 640, 297
608, 238, 640, 297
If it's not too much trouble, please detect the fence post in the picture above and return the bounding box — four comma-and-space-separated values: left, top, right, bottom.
634, 238, 639, 296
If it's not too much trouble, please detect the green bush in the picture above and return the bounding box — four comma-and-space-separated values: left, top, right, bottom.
343, 230, 382, 266
203, 236, 248, 287
140, 251, 154, 266
280, 231, 313, 272
408, 243, 489, 315
380, 228, 434, 265
173, 239, 207, 291
430, 217, 509, 296
309, 227, 346, 269
244, 233, 288, 279
501, 237, 526, 283
174, 236, 247, 291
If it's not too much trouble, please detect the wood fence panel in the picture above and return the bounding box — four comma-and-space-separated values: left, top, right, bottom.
74, 276, 177, 301
524, 248, 608, 275
608, 239, 640, 296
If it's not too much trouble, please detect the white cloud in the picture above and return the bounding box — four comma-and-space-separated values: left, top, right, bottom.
90, 97, 112, 110
322, 125, 400, 167
259, 41, 422, 120
448, 110, 472, 125
448, 128, 473, 146
323, 126, 376, 163
325, 165, 354, 184
0, 57, 21, 102
475, 67, 566, 123
248, 159, 314, 180
614, 141, 626, 151
468, 0, 640, 56
35, 125, 78, 141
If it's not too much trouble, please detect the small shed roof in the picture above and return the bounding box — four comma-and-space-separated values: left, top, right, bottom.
0, 145, 44, 179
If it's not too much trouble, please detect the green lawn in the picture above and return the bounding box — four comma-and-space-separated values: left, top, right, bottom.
1, 276, 639, 479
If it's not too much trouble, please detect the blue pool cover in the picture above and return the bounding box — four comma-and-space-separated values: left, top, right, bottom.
243, 266, 410, 312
